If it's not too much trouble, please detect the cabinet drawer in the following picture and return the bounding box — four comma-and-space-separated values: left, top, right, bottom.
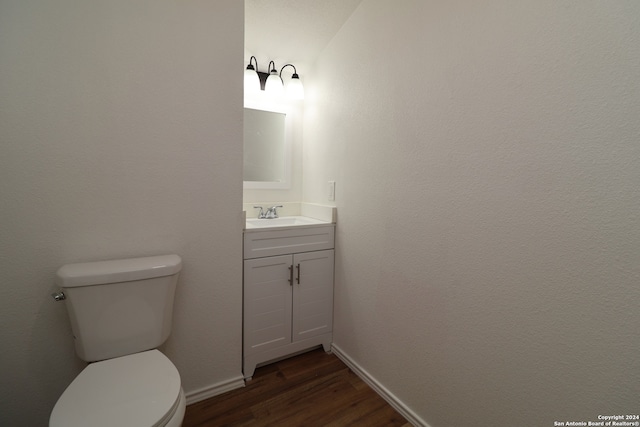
244, 225, 335, 259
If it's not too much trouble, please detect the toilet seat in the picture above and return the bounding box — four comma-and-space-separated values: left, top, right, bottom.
50, 350, 183, 427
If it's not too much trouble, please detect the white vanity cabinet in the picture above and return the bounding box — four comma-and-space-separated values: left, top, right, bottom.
243, 224, 335, 379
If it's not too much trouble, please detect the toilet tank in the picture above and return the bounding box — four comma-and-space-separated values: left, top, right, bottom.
55, 254, 182, 362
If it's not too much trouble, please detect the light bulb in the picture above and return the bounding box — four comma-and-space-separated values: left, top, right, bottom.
286, 74, 304, 100
244, 66, 260, 94
265, 71, 284, 96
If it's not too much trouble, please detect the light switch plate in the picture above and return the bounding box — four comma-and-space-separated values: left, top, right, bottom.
328, 181, 336, 201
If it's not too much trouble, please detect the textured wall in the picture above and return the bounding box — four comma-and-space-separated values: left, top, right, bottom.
304, 1, 640, 426
0, 1, 244, 425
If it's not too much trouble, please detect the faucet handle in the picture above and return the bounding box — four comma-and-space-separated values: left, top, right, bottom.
266, 205, 283, 219
253, 206, 266, 219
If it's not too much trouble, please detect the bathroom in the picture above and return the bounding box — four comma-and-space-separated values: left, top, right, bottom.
1, 1, 639, 426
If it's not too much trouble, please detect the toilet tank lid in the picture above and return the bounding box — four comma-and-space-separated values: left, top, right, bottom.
55, 254, 182, 288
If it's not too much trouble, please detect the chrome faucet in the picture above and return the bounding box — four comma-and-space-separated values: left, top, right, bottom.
265, 205, 283, 219
253, 205, 283, 219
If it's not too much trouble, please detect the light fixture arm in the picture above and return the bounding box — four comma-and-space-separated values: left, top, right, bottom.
279, 64, 299, 79
247, 55, 258, 72
279, 64, 304, 100
268, 61, 278, 75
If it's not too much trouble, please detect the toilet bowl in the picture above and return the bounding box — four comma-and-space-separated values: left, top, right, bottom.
50, 350, 185, 427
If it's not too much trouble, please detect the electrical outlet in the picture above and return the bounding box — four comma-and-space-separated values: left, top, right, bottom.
328, 181, 335, 201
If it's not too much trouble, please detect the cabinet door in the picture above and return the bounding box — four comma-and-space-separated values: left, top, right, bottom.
244, 255, 293, 355
292, 249, 334, 341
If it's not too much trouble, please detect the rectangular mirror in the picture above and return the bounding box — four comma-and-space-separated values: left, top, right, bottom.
243, 100, 291, 189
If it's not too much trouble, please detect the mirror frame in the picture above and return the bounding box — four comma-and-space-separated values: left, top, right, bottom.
243, 97, 293, 190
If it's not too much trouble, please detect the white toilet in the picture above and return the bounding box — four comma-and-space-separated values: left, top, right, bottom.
49, 254, 186, 427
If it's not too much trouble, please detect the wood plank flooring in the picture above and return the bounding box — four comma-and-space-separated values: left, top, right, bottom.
183, 348, 411, 427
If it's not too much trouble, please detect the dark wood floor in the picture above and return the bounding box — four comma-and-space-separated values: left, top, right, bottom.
183, 348, 410, 426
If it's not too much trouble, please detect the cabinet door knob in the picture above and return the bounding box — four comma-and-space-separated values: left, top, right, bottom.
288, 265, 293, 286
296, 263, 301, 284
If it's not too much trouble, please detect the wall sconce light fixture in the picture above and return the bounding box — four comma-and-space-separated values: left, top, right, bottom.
281, 63, 304, 100
244, 56, 261, 94
244, 56, 304, 100
265, 61, 284, 96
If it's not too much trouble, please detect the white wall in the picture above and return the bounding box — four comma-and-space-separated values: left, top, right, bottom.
305, 1, 640, 426
0, 1, 244, 425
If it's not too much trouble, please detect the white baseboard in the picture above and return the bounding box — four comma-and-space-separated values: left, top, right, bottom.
331, 344, 430, 427
184, 375, 245, 405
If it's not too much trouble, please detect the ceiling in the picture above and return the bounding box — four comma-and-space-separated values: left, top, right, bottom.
245, 0, 362, 76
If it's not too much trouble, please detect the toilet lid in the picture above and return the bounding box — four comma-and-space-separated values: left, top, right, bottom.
50, 350, 181, 427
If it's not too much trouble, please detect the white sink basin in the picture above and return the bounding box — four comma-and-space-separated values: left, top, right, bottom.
245, 216, 330, 229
